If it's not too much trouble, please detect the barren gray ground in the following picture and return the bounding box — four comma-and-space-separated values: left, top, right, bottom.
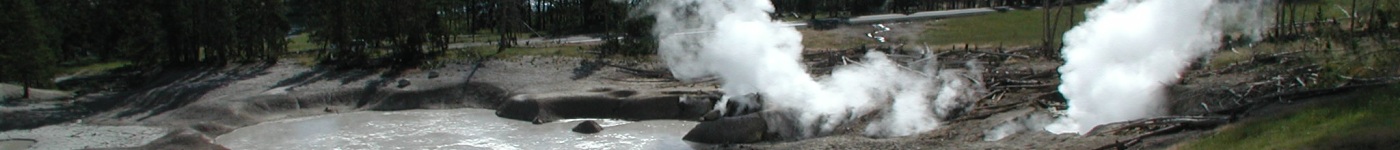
0, 56, 717, 149
0, 51, 1355, 150
0, 22, 1371, 149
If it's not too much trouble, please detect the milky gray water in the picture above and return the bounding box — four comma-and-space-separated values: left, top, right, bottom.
215, 109, 697, 150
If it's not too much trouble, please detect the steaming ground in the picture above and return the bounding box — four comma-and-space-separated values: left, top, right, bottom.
7, 51, 992, 149
0, 39, 1384, 149
649, 0, 989, 139
0, 0, 1384, 149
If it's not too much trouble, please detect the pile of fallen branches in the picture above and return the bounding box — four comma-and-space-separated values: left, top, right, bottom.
1088, 75, 1398, 149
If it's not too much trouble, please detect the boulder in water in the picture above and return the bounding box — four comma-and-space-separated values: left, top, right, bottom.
396, 79, 411, 88
571, 120, 604, 134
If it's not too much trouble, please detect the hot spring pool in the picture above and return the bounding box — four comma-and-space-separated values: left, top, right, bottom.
215, 109, 697, 150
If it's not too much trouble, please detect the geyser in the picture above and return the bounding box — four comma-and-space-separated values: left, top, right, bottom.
1045, 0, 1269, 134
646, 0, 984, 139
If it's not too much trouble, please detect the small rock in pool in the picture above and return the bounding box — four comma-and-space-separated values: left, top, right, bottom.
397, 79, 411, 88
572, 120, 604, 134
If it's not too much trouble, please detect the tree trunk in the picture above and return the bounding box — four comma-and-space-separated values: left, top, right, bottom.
1042, 0, 1051, 57
21, 74, 31, 99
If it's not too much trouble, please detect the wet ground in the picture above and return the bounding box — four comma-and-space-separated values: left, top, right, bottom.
0, 50, 1111, 149
0, 124, 166, 150
216, 108, 696, 150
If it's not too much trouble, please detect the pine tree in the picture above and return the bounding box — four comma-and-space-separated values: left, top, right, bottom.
0, 0, 59, 98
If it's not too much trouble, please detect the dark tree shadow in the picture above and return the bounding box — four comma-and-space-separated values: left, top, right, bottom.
353, 65, 411, 108
269, 65, 377, 89
85, 63, 275, 120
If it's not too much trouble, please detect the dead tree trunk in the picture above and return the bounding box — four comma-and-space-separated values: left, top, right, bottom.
1042, 0, 1053, 58
21, 74, 31, 99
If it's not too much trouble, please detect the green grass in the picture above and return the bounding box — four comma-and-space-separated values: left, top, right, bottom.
1179, 85, 1400, 149
920, 4, 1092, 46
915, 0, 1396, 46
286, 31, 590, 66
286, 32, 535, 53
286, 34, 320, 52
800, 29, 879, 49
451, 32, 536, 43
498, 46, 590, 57
444, 46, 592, 59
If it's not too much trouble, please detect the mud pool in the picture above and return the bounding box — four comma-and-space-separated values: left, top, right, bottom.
215, 109, 697, 150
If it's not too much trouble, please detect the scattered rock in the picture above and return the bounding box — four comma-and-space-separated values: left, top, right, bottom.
571, 120, 604, 134
396, 79, 411, 88
427, 71, 440, 79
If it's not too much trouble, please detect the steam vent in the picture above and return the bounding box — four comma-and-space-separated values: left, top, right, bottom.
6, 0, 1397, 149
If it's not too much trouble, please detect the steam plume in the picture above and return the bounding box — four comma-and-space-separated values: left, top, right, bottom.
1045, 0, 1269, 134
646, 0, 984, 138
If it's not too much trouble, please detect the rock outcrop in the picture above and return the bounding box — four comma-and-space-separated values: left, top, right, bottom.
571, 120, 604, 134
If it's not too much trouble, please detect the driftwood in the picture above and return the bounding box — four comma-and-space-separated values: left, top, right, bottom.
1204, 51, 1303, 75
950, 100, 1028, 122
604, 64, 673, 79
1211, 81, 1397, 115
599, 77, 676, 82
1085, 116, 1231, 136
1085, 115, 1231, 150
1086, 79, 1400, 150
993, 83, 1057, 89
967, 50, 1031, 59
1092, 124, 1188, 150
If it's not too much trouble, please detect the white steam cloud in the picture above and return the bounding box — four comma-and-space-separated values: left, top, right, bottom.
647, 0, 984, 138
1045, 0, 1269, 134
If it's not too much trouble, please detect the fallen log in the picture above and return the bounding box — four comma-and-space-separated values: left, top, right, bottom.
1205, 51, 1303, 75
1087, 115, 1237, 149
1211, 81, 1398, 116
968, 50, 1031, 59
1092, 124, 1188, 150
1085, 116, 1230, 136
993, 83, 1057, 89
604, 64, 673, 79
951, 100, 1028, 122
